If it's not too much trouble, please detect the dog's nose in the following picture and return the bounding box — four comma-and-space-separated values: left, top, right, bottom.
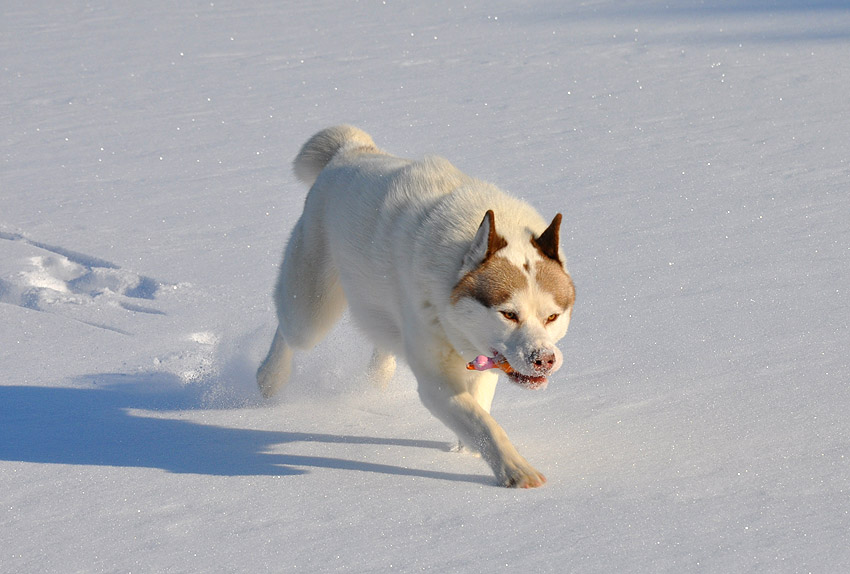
530, 350, 557, 374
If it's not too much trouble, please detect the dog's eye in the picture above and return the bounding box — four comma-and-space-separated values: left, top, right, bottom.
500, 310, 519, 323
546, 313, 559, 324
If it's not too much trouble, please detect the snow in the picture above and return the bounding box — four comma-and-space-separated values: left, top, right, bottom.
2, 1, 848, 571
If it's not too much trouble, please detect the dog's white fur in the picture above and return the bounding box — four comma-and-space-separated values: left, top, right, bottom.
258, 126, 575, 487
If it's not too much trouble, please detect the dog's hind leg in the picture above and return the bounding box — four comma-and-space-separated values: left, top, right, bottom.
367, 348, 396, 389
257, 328, 293, 398
257, 213, 347, 398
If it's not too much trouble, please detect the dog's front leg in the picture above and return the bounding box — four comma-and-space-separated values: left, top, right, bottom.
412, 363, 546, 488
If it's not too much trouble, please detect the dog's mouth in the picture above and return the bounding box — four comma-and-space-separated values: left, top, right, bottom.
505, 369, 549, 390
466, 352, 549, 390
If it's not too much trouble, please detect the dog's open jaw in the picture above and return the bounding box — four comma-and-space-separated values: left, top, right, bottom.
453, 210, 575, 390
467, 352, 549, 390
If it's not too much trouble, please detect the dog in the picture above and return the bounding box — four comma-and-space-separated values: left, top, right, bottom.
258, 126, 575, 487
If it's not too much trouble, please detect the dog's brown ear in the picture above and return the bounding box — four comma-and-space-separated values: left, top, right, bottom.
481, 210, 508, 260
463, 210, 508, 270
531, 213, 562, 264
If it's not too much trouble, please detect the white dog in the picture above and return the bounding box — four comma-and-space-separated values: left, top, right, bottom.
258, 126, 575, 487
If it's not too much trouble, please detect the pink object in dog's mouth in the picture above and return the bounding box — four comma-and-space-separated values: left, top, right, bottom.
466, 353, 548, 390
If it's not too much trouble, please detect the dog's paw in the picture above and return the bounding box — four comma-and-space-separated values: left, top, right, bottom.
256, 332, 293, 399
497, 459, 547, 489
449, 441, 482, 457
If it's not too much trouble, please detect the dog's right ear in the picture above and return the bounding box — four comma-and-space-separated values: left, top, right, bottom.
462, 210, 507, 271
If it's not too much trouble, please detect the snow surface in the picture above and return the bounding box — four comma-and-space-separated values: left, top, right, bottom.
2, 1, 849, 572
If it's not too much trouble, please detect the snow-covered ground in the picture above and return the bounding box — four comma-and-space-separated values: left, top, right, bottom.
2, 1, 848, 571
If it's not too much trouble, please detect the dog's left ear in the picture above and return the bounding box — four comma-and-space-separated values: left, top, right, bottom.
531, 213, 562, 264
463, 209, 507, 271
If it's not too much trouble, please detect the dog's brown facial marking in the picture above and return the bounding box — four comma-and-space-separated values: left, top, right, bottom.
535, 258, 576, 310
451, 256, 528, 307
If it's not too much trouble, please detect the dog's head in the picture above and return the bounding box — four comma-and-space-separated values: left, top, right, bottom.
449, 210, 575, 389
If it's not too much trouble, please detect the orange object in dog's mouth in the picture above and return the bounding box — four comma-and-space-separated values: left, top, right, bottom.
466, 352, 548, 390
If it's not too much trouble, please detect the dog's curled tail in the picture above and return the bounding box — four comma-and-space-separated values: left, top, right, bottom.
293, 125, 378, 186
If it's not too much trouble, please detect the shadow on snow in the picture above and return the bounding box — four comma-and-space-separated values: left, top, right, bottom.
0, 375, 492, 486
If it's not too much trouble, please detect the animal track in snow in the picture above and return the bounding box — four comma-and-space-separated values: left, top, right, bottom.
1, 230, 229, 391
0, 230, 171, 332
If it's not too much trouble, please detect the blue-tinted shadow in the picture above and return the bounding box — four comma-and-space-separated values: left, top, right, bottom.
0, 377, 491, 485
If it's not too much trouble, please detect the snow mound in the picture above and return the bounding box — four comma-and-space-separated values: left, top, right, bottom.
0, 232, 168, 333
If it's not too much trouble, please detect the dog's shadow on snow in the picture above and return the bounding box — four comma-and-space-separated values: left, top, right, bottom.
0, 374, 492, 486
